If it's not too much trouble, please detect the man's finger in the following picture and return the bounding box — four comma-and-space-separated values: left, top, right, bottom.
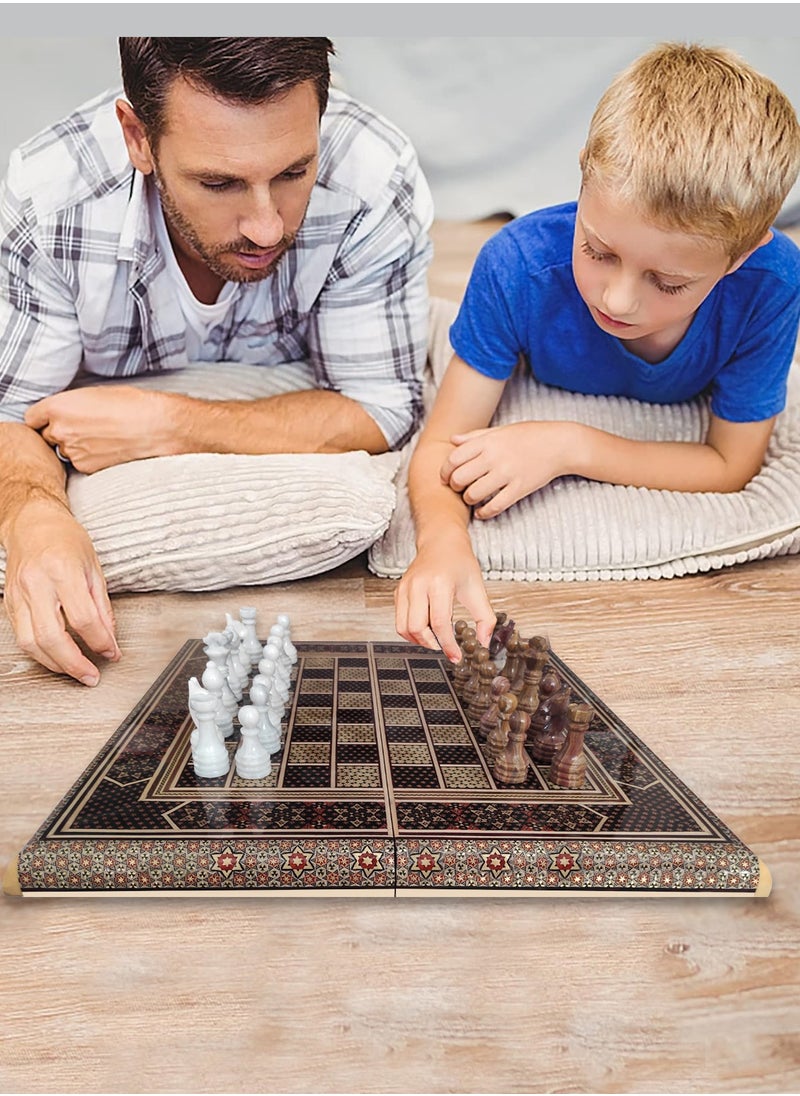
21, 603, 101, 685
23, 401, 50, 430
59, 580, 119, 663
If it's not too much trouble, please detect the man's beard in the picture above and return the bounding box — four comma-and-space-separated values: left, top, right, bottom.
153, 172, 296, 284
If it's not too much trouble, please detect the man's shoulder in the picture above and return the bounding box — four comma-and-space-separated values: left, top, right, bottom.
10, 88, 133, 219
316, 88, 420, 203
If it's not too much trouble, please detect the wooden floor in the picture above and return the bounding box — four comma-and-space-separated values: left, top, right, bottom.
1, 221, 799, 1094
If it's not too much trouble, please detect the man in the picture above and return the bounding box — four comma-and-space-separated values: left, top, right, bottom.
0, 38, 433, 686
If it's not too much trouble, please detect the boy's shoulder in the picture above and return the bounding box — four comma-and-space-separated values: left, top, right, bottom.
740, 227, 800, 287
481, 202, 576, 276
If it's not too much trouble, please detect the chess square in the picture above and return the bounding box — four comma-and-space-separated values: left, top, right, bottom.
388, 742, 432, 766
337, 723, 377, 743
288, 742, 331, 764
429, 724, 473, 744
294, 707, 333, 725
382, 707, 422, 727
337, 691, 374, 709
336, 742, 379, 765
336, 764, 381, 789
338, 666, 371, 681
441, 765, 492, 790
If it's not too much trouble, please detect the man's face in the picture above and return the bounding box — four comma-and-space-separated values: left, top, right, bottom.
571, 182, 737, 359
136, 77, 321, 285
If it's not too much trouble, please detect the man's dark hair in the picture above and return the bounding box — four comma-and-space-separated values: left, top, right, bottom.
118, 37, 334, 140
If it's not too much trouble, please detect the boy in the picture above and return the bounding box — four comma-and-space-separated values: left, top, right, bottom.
395, 43, 800, 661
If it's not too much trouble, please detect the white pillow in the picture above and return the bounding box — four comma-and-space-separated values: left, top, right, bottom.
0, 362, 399, 593
369, 299, 800, 581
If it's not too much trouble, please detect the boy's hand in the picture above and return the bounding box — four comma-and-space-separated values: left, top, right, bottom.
442, 421, 578, 519
395, 534, 495, 662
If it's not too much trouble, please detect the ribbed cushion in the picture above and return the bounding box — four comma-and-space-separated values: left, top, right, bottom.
0, 362, 399, 593
368, 298, 800, 581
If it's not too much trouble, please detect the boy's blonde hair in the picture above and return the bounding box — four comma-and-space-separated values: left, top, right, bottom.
581, 42, 800, 260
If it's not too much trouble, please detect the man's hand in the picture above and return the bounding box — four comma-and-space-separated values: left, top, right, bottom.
3, 500, 120, 684
25, 387, 178, 473
441, 421, 579, 519
395, 531, 495, 662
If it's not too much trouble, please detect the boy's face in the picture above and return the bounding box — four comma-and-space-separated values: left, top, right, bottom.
572, 184, 739, 358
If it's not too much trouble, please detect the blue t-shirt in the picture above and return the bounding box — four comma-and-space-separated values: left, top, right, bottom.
450, 202, 800, 422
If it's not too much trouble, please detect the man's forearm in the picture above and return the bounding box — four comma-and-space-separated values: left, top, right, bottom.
0, 422, 69, 542
164, 388, 390, 456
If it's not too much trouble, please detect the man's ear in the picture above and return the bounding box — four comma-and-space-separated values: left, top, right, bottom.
726, 230, 773, 275
115, 99, 155, 175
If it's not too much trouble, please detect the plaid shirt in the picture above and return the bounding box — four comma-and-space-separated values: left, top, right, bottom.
0, 87, 433, 448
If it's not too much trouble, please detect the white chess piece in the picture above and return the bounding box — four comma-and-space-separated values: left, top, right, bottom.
203, 636, 239, 715
250, 681, 281, 755
239, 607, 263, 665
276, 613, 298, 665
264, 637, 290, 700
188, 680, 230, 778
225, 613, 252, 675
202, 660, 234, 738
253, 659, 285, 732
235, 706, 272, 779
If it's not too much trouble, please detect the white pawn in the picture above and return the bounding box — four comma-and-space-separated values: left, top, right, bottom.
253, 659, 285, 731
276, 613, 298, 665
202, 660, 234, 739
235, 706, 272, 779
264, 637, 291, 699
250, 680, 281, 754
188, 680, 230, 778
239, 607, 263, 665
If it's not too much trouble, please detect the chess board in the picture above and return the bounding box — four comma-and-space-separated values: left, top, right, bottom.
4, 641, 769, 898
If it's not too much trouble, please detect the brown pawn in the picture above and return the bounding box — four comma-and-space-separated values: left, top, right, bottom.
516, 650, 547, 717
485, 692, 517, 767
452, 633, 477, 697
550, 702, 594, 789
478, 675, 512, 741
527, 670, 566, 762
467, 651, 498, 723
494, 709, 531, 785
463, 645, 489, 715
503, 631, 524, 692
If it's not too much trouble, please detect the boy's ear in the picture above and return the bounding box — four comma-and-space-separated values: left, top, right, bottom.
115, 98, 156, 176
578, 146, 586, 171
726, 230, 773, 275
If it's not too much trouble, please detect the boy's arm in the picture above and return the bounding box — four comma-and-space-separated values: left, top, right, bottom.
443, 413, 775, 519
395, 356, 506, 661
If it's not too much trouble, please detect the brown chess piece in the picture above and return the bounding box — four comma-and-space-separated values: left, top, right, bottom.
528, 670, 566, 763
467, 651, 497, 723
503, 631, 524, 692
494, 709, 531, 785
550, 702, 594, 789
453, 634, 477, 697
489, 613, 515, 663
463, 645, 489, 716
478, 675, 512, 741
485, 692, 517, 767
516, 650, 547, 717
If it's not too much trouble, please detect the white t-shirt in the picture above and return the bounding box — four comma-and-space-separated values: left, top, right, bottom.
149, 182, 237, 362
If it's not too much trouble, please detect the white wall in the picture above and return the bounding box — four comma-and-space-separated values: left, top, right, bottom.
1, 37, 798, 225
